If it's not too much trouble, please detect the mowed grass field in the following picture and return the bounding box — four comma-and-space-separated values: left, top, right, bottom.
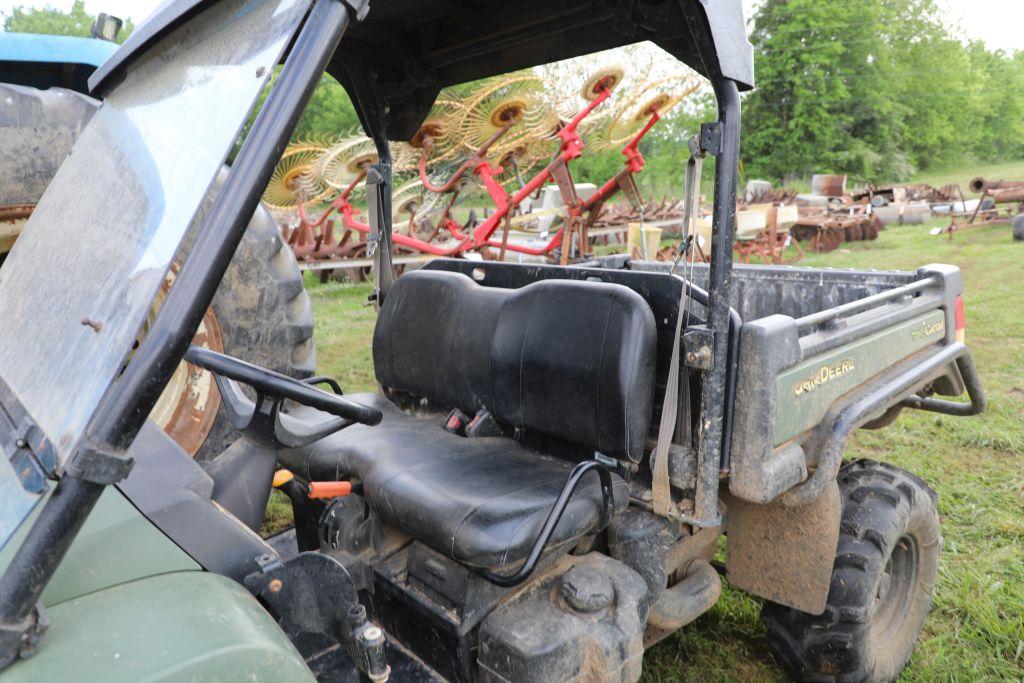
303, 215, 1023, 681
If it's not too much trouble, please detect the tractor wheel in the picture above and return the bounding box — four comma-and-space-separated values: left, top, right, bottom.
1012, 214, 1024, 242
761, 459, 940, 683
0, 83, 315, 461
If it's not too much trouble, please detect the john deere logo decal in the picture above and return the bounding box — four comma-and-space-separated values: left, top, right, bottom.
793, 359, 855, 396
911, 319, 945, 342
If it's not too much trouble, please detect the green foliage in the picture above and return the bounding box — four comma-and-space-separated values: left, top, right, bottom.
294, 74, 360, 139
743, 0, 1024, 183
2, 1, 354, 147
2, 0, 134, 42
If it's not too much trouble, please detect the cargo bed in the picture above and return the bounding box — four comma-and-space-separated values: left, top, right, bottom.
630, 260, 986, 505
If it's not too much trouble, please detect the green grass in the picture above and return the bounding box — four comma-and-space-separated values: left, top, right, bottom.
305, 218, 1024, 681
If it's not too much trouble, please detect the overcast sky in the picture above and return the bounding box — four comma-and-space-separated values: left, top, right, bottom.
0, 0, 1020, 52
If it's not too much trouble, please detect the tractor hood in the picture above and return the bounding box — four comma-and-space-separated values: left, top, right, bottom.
90, 0, 754, 140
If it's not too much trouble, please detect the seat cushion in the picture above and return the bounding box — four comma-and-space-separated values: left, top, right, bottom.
489, 279, 656, 462
279, 394, 627, 569
372, 270, 656, 461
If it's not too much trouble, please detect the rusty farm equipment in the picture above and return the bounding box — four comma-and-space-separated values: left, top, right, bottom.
780, 174, 884, 254
790, 210, 883, 253
266, 62, 700, 274
943, 176, 1024, 239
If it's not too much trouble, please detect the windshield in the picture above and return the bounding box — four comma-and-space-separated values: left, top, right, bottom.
0, 0, 311, 546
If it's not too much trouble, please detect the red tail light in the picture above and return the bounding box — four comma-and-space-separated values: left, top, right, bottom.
954, 295, 965, 343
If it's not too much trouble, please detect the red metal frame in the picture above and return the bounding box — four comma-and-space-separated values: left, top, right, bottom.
286, 86, 621, 263
409, 86, 614, 259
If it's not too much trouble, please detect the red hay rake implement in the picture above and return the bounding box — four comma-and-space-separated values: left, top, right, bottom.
267, 62, 700, 273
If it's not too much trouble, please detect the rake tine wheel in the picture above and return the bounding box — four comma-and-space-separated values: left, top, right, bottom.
263, 140, 331, 211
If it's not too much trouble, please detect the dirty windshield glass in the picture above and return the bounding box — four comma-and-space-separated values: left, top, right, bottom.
0, 0, 311, 489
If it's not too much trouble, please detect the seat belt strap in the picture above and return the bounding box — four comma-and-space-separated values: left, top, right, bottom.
366, 165, 394, 308
652, 285, 687, 517
654, 134, 705, 518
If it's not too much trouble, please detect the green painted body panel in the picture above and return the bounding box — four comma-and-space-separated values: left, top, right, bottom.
774, 309, 946, 444
2, 571, 315, 682
0, 488, 199, 607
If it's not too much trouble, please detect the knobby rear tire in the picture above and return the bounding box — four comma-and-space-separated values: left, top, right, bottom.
761, 459, 940, 683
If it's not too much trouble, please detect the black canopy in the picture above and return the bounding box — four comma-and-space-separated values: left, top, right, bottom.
327, 0, 754, 139
90, 0, 753, 140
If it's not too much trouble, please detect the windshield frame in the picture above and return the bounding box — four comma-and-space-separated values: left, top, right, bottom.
0, 0, 353, 656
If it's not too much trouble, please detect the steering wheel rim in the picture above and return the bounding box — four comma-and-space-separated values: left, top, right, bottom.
184, 345, 382, 426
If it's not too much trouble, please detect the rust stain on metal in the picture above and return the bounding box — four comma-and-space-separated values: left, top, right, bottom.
968, 176, 1024, 194
147, 263, 225, 456
790, 212, 882, 253
810, 174, 847, 198
0, 204, 34, 223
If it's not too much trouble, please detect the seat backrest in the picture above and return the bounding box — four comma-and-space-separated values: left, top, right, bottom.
373, 270, 657, 462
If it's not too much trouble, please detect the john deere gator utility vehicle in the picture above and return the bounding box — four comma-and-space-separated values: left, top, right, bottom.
0, 1, 985, 682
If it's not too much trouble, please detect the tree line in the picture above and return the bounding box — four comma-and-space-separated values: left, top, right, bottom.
740, 0, 1024, 183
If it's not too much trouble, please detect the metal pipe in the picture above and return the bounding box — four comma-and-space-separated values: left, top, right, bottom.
692, 79, 740, 525
988, 187, 1024, 204
780, 343, 982, 507
798, 293, 944, 359
0, 477, 103, 626
968, 177, 1024, 194
668, 275, 742, 474
86, 0, 351, 451
901, 353, 986, 416
478, 460, 615, 587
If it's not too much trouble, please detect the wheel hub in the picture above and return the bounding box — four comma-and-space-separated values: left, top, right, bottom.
870, 534, 919, 646
147, 266, 224, 456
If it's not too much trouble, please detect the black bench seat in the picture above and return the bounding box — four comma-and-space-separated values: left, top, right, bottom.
281, 395, 628, 569
281, 270, 657, 571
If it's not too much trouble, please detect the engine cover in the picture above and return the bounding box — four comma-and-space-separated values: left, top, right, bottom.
477, 553, 648, 683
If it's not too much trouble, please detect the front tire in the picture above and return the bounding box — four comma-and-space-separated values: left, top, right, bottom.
761, 459, 940, 683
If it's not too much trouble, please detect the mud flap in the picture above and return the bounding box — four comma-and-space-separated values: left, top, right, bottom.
723, 480, 840, 615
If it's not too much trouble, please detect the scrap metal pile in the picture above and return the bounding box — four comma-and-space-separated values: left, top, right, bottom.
264, 53, 700, 276
943, 177, 1024, 238
787, 174, 885, 254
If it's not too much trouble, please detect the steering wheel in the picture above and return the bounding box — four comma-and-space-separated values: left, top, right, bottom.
184, 345, 381, 448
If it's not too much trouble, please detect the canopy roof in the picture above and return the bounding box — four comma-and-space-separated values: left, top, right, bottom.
91, 0, 753, 140
327, 0, 753, 139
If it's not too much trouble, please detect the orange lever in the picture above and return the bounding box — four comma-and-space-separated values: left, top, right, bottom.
272, 469, 295, 488
307, 481, 353, 499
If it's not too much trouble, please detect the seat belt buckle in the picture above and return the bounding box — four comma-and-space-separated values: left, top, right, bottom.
444, 408, 470, 435
466, 408, 502, 438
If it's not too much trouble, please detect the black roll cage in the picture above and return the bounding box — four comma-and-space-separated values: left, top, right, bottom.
0, 0, 750, 656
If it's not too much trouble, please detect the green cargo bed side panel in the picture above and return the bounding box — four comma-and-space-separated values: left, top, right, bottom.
774, 309, 946, 444
4, 571, 315, 682
0, 488, 199, 607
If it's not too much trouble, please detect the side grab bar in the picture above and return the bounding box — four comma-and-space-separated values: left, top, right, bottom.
780, 343, 985, 507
